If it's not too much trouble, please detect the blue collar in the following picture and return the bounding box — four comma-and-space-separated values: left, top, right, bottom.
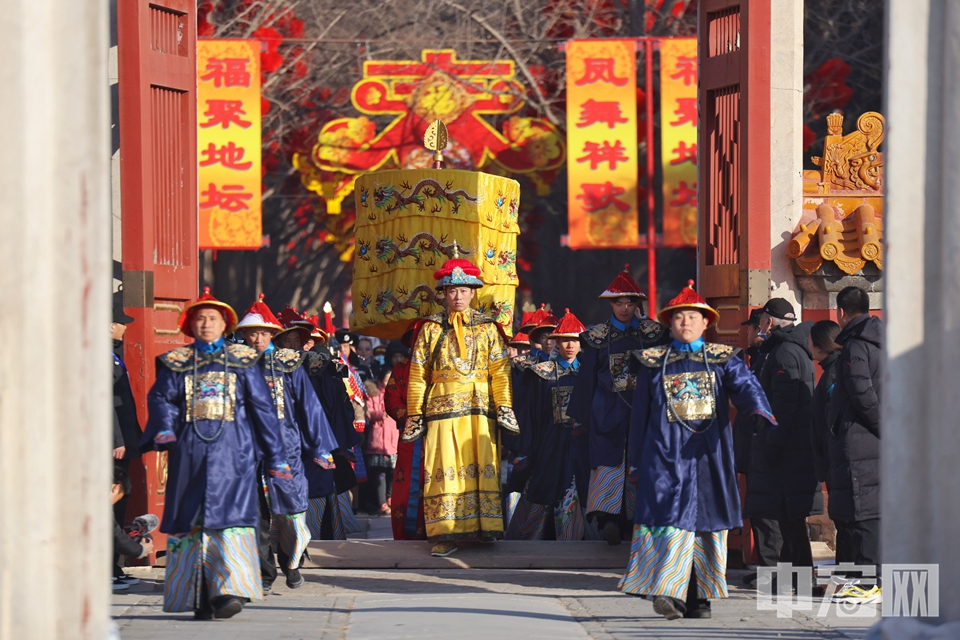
528, 347, 544, 360
672, 337, 705, 352
557, 356, 579, 371
264, 342, 276, 355
195, 337, 225, 354
610, 316, 639, 332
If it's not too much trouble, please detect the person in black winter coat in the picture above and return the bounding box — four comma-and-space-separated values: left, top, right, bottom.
826, 287, 882, 571
733, 309, 765, 475
808, 321, 841, 488
111, 293, 144, 585
744, 298, 822, 572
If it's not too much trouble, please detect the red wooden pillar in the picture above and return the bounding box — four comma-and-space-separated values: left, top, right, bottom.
118, 0, 199, 559
697, 0, 772, 565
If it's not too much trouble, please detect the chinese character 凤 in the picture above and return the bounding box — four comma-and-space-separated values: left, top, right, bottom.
577, 182, 631, 213
670, 181, 697, 208
200, 142, 253, 170
200, 183, 253, 212
576, 141, 630, 171
575, 58, 629, 86
200, 58, 252, 88
576, 100, 629, 129
200, 100, 252, 129
670, 56, 698, 86
669, 141, 697, 165
670, 97, 698, 127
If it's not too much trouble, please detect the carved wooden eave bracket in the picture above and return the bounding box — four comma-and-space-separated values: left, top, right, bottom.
790, 111, 884, 276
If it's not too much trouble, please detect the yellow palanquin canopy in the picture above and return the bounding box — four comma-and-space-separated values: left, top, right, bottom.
350, 126, 520, 339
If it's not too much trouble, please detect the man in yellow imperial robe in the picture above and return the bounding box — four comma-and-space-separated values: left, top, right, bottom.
403, 252, 519, 556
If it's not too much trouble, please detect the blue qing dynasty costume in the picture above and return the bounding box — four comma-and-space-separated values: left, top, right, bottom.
256, 343, 337, 571
140, 290, 287, 615
567, 266, 669, 530
618, 282, 775, 615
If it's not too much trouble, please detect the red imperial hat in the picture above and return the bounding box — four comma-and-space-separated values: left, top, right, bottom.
178, 287, 238, 338
520, 304, 553, 332
657, 280, 720, 327
433, 243, 484, 289
548, 309, 586, 339
508, 332, 531, 347
599, 264, 647, 299
275, 305, 311, 341
235, 294, 283, 332
303, 313, 329, 344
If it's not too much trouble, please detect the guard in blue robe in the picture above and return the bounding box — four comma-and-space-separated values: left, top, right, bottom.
257, 344, 338, 585
140, 288, 288, 620
567, 266, 668, 544
619, 281, 775, 621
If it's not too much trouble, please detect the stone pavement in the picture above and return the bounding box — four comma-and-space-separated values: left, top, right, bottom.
113, 515, 880, 640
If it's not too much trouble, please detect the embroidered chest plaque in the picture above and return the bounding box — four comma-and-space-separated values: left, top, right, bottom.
663, 371, 717, 422
185, 372, 238, 422
552, 385, 574, 425
265, 375, 286, 420
608, 352, 636, 393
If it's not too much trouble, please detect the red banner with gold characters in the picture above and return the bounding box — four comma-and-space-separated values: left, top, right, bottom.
659, 38, 698, 246
197, 39, 262, 250
566, 40, 639, 249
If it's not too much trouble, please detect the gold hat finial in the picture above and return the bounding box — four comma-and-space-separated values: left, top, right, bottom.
452, 240, 460, 259
423, 120, 449, 169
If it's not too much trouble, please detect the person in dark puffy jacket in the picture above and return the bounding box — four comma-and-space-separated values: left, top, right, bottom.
744, 298, 822, 573
826, 287, 882, 570
808, 320, 841, 488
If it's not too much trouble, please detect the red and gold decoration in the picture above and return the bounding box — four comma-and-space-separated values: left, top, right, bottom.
197, 39, 262, 249
659, 38, 698, 246
566, 39, 639, 249
295, 49, 565, 216
350, 122, 520, 340
789, 112, 885, 275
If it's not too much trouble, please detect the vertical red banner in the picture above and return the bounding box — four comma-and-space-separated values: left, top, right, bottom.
198, 39, 262, 249
660, 38, 698, 246
566, 40, 640, 249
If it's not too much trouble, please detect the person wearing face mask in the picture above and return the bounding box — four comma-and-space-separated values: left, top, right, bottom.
567, 265, 669, 547
402, 247, 518, 557
620, 281, 775, 620
139, 288, 288, 620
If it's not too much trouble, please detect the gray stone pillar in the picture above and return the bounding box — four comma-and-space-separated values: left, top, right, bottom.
884, 0, 960, 626
0, 0, 112, 638
768, 0, 805, 313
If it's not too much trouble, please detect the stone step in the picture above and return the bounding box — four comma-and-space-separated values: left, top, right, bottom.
304, 540, 631, 570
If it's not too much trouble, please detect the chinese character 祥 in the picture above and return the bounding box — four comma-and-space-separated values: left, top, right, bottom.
670, 56, 698, 86
200, 58, 252, 88
576, 100, 629, 129
575, 58, 629, 86
200, 142, 253, 170
576, 141, 630, 171
200, 183, 254, 212
200, 100, 252, 129
669, 141, 697, 165
670, 181, 697, 208
670, 97, 698, 127
577, 182, 631, 213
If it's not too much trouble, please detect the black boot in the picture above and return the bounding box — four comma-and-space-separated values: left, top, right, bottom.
652, 596, 686, 620
211, 595, 244, 620
683, 566, 712, 618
